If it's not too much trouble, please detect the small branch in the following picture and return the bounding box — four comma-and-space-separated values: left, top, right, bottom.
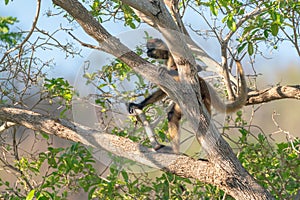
131, 108, 162, 150
271, 112, 299, 154
223, 7, 268, 43
0, 121, 16, 133
164, 0, 189, 35
68, 32, 103, 50
246, 85, 300, 105
0, 0, 41, 64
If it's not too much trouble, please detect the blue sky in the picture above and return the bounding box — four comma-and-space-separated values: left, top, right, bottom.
1, 0, 300, 140
1, 0, 299, 83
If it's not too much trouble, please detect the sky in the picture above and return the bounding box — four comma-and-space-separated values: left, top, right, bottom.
0, 0, 300, 147
0, 0, 300, 198
1, 0, 299, 81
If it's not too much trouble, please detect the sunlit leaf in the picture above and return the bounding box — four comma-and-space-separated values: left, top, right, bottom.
26, 190, 35, 200
271, 23, 279, 36
248, 42, 254, 55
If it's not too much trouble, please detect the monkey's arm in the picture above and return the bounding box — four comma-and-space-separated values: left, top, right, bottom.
128, 89, 167, 114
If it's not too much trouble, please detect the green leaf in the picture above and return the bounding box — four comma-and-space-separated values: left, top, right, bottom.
237, 42, 247, 53
121, 170, 129, 183
88, 186, 97, 199
247, 42, 254, 55
258, 133, 265, 142
26, 190, 35, 200
231, 21, 237, 31
263, 29, 269, 38
227, 17, 237, 31
271, 23, 279, 36
40, 132, 50, 140
209, 1, 218, 16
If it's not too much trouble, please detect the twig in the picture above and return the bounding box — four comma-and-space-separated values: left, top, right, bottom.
271, 111, 299, 154
68, 32, 103, 50
0, 0, 42, 64
131, 108, 162, 150
0, 121, 16, 133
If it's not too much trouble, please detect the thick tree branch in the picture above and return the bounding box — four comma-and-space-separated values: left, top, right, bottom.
246, 85, 300, 105
0, 105, 221, 184
125, 0, 240, 86
52, 0, 183, 98
0, 105, 274, 198
0, 106, 83, 143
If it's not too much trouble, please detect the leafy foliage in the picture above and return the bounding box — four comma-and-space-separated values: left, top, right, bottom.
238, 132, 300, 199
3, 0, 13, 5
196, 0, 300, 55
88, 0, 140, 28
0, 0, 299, 199
0, 16, 22, 46
44, 77, 75, 115
1, 132, 298, 199
1, 143, 101, 200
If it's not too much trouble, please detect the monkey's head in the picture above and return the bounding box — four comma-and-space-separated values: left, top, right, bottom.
146, 38, 169, 59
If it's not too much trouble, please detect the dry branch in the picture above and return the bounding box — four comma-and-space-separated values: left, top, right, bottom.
246, 85, 300, 105
0, 105, 217, 182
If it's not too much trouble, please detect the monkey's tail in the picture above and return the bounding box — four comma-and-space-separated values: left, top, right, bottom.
209, 61, 248, 113
168, 104, 182, 154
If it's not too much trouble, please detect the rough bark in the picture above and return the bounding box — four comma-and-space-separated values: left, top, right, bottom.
246, 85, 300, 105
50, 0, 274, 199
0, 105, 235, 185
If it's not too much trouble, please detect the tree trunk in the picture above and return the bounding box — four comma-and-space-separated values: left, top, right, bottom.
52, 0, 274, 199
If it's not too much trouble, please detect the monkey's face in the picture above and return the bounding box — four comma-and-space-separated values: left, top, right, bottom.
146, 38, 169, 59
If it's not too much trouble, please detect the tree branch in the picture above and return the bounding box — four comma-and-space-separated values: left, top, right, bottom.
0, 104, 275, 198
125, 0, 240, 87
0, 121, 16, 133
0, 105, 221, 184
131, 108, 162, 150
164, 0, 189, 35
52, 0, 182, 94
246, 85, 300, 105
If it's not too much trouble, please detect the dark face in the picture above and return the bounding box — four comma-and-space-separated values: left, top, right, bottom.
146, 38, 169, 59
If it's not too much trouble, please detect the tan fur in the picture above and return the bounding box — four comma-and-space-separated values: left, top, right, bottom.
167, 103, 181, 154
129, 38, 247, 154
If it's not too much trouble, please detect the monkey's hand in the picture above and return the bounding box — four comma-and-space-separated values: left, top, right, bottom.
128, 102, 142, 114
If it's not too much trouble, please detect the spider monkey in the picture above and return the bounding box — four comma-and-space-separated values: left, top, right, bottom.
128, 38, 247, 154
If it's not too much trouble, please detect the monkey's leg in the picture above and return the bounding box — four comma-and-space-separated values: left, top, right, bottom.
199, 77, 212, 114
128, 89, 173, 152
128, 89, 167, 113
167, 103, 182, 154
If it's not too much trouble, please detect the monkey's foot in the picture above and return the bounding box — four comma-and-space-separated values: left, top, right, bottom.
128, 102, 142, 114
155, 145, 175, 154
